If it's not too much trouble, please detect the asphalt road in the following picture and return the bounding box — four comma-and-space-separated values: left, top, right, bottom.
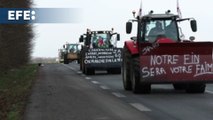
25, 63, 213, 120
24, 63, 150, 120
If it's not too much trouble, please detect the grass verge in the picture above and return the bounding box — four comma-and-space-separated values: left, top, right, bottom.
0, 64, 38, 120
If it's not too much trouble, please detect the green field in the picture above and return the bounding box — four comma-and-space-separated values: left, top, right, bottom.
0, 64, 38, 120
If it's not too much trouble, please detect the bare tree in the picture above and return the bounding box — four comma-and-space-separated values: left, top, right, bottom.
0, 0, 34, 72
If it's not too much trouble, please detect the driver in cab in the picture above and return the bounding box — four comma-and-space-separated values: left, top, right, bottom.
148, 21, 165, 43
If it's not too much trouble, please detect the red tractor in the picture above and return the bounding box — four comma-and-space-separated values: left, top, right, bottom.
123, 10, 213, 94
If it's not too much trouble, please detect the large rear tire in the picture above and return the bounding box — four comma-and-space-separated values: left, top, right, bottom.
63, 54, 68, 64
80, 58, 83, 70
80, 62, 82, 70
122, 48, 132, 90
132, 68, 141, 93
85, 67, 95, 75
82, 62, 85, 74
132, 57, 151, 94
77, 59, 80, 64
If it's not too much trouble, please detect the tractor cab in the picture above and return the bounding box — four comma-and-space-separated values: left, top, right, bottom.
64, 43, 81, 53
79, 29, 120, 48
91, 31, 114, 48
126, 10, 197, 43
142, 14, 179, 43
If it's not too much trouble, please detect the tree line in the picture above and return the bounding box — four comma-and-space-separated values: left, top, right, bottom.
0, 0, 34, 72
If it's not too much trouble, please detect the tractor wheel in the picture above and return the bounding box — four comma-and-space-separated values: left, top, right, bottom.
85, 67, 95, 75
64, 60, 69, 64
63, 55, 68, 64
77, 59, 80, 64
122, 48, 132, 90
80, 59, 83, 70
132, 57, 151, 94
131, 67, 141, 93
82, 58, 86, 74
82, 63, 85, 74
85, 67, 89, 75
185, 83, 206, 93
80, 62, 82, 70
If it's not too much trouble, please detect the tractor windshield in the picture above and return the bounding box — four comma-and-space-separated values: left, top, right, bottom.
145, 19, 178, 43
91, 33, 112, 48
66, 44, 80, 53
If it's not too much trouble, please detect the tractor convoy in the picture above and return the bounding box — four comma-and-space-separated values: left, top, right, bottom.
58, 3, 213, 94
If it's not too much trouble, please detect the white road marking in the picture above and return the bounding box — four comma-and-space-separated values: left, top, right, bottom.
91, 81, 99, 84
206, 90, 213, 94
77, 71, 82, 74
130, 103, 151, 112
85, 77, 92, 80
112, 92, 126, 98
100, 85, 110, 90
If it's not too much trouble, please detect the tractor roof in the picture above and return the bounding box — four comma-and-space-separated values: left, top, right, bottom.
91, 31, 112, 34
66, 43, 80, 46
142, 13, 179, 20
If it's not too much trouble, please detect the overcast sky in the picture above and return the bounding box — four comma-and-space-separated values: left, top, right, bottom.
32, 0, 213, 57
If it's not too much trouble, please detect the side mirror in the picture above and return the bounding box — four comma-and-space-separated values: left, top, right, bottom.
79, 35, 84, 42
77, 45, 81, 50
190, 20, 197, 32
117, 34, 120, 41
126, 22, 132, 34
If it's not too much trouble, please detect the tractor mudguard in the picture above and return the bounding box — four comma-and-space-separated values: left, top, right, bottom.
124, 41, 139, 55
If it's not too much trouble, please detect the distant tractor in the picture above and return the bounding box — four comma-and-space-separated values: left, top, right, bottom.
79, 29, 122, 75
63, 43, 81, 64
123, 10, 213, 94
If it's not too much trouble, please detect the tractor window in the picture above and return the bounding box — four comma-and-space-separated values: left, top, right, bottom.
67, 44, 79, 53
91, 33, 111, 48
165, 20, 178, 41
145, 20, 178, 43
